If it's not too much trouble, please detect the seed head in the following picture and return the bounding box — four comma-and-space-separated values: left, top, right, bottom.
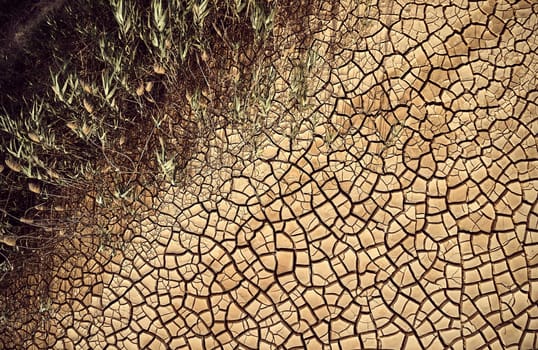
5, 158, 22, 172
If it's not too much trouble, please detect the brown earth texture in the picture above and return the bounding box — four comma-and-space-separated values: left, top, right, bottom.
1, 0, 538, 349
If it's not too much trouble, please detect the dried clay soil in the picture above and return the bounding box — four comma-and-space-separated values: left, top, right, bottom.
1, 0, 538, 349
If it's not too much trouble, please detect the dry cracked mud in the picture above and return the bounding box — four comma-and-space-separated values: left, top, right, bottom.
1, 0, 538, 349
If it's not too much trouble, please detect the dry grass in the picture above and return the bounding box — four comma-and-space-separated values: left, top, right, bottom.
0, 0, 285, 284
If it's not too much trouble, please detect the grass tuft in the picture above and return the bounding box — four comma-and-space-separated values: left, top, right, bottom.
0, 4, 325, 321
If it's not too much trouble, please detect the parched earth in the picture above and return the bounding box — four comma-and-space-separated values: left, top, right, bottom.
2, 0, 538, 349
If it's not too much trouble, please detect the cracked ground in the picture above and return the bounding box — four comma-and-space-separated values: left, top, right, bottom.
1, 0, 538, 349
